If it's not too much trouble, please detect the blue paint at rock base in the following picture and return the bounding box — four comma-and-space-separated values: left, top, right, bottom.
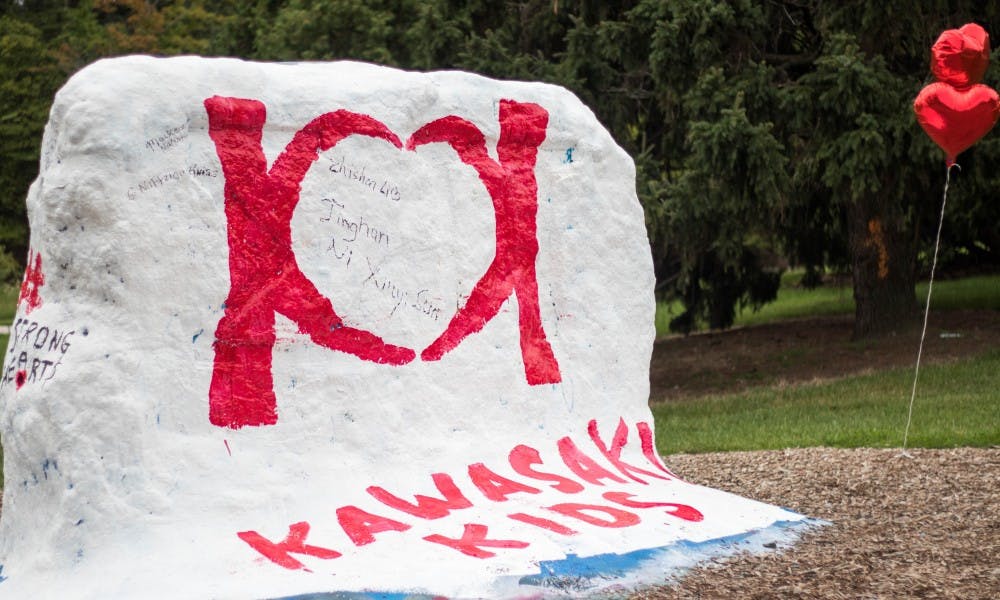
517, 518, 822, 594
267, 519, 822, 600
272, 593, 437, 600
0, 564, 6, 584
519, 547, 661, 588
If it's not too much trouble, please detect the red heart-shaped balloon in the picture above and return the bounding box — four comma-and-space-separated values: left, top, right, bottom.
931, 23, 991, 88
914, 81, 1000, 164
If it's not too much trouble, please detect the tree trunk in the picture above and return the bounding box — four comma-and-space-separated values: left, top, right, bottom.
848, 197, 919, 340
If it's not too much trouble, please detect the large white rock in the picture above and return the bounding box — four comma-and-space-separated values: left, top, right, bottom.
0, 57, 807, 599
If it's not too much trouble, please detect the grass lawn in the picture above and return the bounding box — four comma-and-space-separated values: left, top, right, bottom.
652, 349, 1000, 455
655, 273, 1000, 336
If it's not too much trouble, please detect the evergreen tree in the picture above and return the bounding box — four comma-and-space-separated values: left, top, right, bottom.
0, 1, 997, 342
0, 4, 65, 279
546, 1, 1000, 338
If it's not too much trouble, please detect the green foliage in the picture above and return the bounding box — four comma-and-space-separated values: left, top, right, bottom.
0, 13, 62, 272
0, 250, 19, 288
256, 0, 396, 62
659, 97, 786, 331
791, 34, 909, 200
0, 0, 998, 328
651, 350, 1000, 454
611, 1, 1000, 334
400, 1, 470, 69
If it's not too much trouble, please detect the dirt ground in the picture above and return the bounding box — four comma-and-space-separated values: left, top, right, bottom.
634, 447, 999, 600
650, 309, 1000, 402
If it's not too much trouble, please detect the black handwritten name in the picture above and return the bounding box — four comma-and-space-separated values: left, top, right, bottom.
411, 289, 443, 321
317, 200, 441, 323
326, 237, 354, 268
336, 214, 389, 247
328, 156, 401, 202
188, 163, 219, 178
363, 259, 442, 321
321, 198, 390, 247
378, 179, 401, 202
127, 169, 185, 200
145, 125, 188, 152
2, 318, 75, 388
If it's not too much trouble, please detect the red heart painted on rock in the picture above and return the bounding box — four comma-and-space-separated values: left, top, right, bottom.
203, 97, 563, 428
931, 23, 991, 88
914, 82, 1000, 164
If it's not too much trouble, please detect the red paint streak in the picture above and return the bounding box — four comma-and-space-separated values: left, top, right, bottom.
237, 521, 341, 570
204, 97, 416, 429
556, 436, 627, 486
223, 439, 232, 456
508, 512, 577, 535
637, 421, 679, 479
545, 502, 640, 528
602, 491, 704, 522
588, 418, 670, 484
467, 462, 541, 502
18, 250, 43, 315
14, 370, 26, 390
335, 505, 411, 546
508, 444, 584, 494
407, 100, 561, 385
423, 523, 529, 558
367, 473, 472, 520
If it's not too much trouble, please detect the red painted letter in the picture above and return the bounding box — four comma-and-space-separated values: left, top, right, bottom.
546, 503, 640, 528
204, 97, 415, 429
509, 444, 585, 494
407, 100, 561, 385
557, 436, 627, 486
468, 462, 541, 502
335, 505, 411, 546
637, 421, 679, 478
588, 419, 671, 484
508, 512, 578, 535
237, 521, 341, 570
424, 523, 529, 558
603, 491, 704, 522
18, 250, 43, 315
367, 473, 473, 519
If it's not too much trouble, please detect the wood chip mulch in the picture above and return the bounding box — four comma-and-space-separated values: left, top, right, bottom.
633, 447, 1000, 599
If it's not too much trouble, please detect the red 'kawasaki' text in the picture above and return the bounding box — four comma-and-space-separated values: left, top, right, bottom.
237, 418, 703, 570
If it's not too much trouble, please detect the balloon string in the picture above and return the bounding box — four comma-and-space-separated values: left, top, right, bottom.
900, 162, 957, 457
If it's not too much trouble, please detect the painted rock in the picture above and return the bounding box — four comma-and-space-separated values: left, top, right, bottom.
0, 57, 808, 599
